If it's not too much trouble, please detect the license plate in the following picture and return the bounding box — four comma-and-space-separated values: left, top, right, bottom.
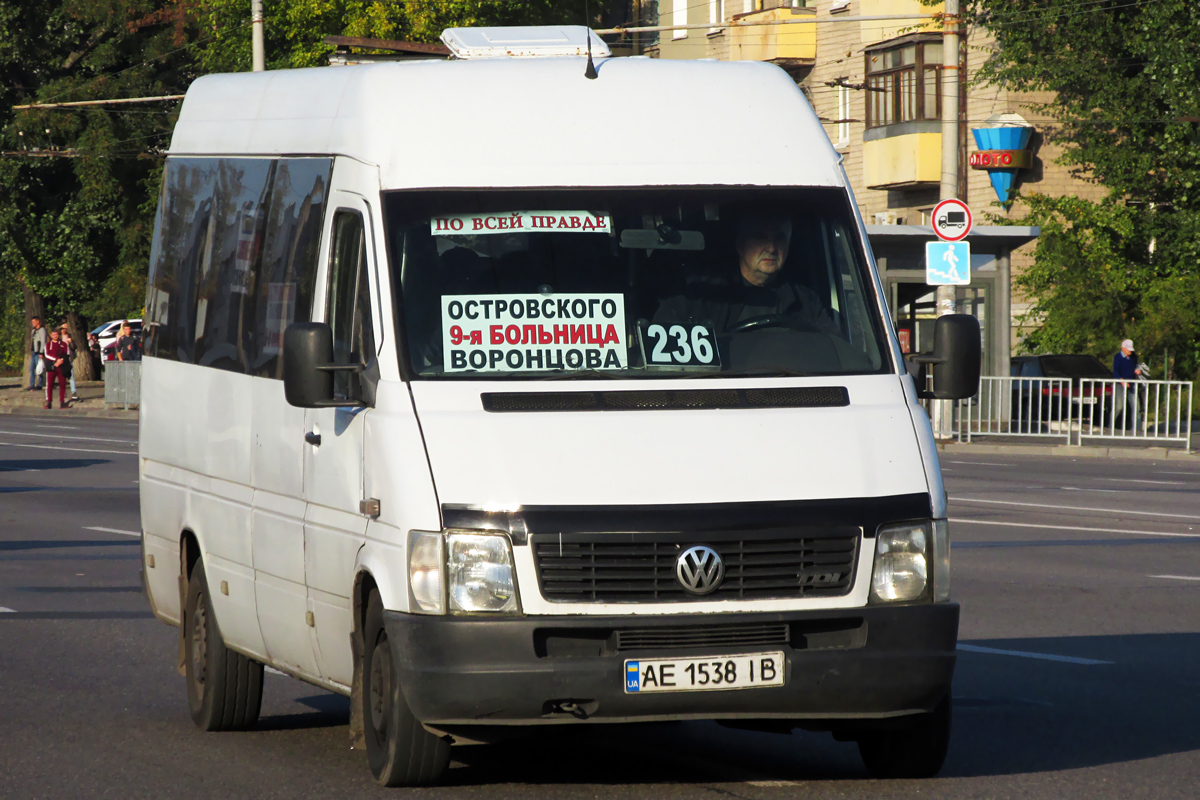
624, 652, 785, 693
1078, 397, 1097, 405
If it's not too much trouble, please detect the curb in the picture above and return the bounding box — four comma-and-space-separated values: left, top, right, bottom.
938, 441, 1196, 461
0, 405, 138, 421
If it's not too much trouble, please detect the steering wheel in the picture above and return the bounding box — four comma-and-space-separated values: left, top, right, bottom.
728, 314, 788, 334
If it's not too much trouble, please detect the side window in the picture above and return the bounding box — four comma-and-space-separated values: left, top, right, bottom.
1020, 360, 1040, 378
326, 210, 376, 398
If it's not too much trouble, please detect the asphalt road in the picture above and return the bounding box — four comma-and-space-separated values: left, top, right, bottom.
2, 415, 1200, 798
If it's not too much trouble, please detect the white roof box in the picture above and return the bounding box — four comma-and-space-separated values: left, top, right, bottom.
441, 26, 611, 59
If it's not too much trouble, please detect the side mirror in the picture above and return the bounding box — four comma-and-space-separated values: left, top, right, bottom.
283, 322, 365, 408
908, 314, 981, 400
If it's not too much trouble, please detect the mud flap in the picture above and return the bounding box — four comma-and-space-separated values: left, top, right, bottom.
349, 630, 366, 749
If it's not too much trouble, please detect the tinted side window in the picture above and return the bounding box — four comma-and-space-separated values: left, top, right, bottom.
250, 158, 332, 378
326, 211, 376, 398
192, 159, 275, 372
1020, 360, 1041, 377
146, 158, 219, 362
144, 156, 332, 378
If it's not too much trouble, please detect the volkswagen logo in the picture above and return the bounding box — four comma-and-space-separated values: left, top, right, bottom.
676, 546, 724, 595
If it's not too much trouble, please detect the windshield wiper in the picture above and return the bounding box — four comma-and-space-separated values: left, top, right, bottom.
680, 367, 813, 379
533, 369, 627, 381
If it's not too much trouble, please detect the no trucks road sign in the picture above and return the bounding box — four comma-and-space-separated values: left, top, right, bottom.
932, 199, 973, 242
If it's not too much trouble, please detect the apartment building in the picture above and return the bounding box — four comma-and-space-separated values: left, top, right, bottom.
644, 0, 1106, 373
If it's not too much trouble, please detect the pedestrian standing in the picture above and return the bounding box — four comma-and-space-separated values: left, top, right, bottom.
115, 321, 142, 362
27, 316, 47, 391
1112, 338, 1141, 430
42, 328, 70, 409
60, 324, 80, 402
88, 333, 102, 376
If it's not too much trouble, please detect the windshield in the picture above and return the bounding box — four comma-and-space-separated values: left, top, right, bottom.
386, 188, 891, 380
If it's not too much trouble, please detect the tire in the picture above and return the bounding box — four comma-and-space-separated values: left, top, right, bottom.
857, 696, 951, 779
184, 560, 264, 731
362, 590, 450, 786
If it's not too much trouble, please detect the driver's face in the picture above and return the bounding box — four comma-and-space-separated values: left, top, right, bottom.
737, 219, 791, 287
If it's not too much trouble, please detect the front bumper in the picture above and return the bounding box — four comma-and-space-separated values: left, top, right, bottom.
385, 603, 958, 726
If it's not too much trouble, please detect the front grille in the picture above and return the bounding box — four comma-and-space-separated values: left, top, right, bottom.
531, 528, 859, 603
615, 622, 790, 651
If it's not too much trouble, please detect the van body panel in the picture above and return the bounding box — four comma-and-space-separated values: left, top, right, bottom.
902, 373, 946, 518
357, 524, 413, 616
170, 59, 842, 191
410, 375, 925, 508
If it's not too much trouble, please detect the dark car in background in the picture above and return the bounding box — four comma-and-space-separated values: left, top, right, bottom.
1010, 355, 1114, 423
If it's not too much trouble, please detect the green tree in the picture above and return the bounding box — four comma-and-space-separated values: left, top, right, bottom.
0, 1, 195, 376
969, 0, 1200, 377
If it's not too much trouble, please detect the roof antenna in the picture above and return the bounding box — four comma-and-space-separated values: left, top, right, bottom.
584, 0, 598, 79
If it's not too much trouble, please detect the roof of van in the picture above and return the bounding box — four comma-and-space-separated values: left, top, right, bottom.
169, 56, 843, 190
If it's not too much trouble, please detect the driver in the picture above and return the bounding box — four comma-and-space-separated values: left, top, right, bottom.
654, 211, 838, 337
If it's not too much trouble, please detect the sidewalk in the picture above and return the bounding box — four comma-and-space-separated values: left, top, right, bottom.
938, 439, 1196, 461
0, 376, 138, 420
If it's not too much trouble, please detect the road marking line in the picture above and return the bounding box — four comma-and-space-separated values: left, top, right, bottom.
0, 430, 137, 444
951, 518, 1200, 538
1062, 487, 1123, 493
266, 667, 287, 676
954, 496, 1200, 521
24, 425, 81, 430
0, 607, 15, 613
1098, 478, 1186, 486
0, 441, 136, 456
957, 644, 1112, 665
1156, 471, 1200, 476
1148, 575, 1200, 582
83, 526, 141, 537
946, 461, 1014, 467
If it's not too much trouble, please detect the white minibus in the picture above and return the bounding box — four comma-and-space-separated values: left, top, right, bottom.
139, 26, 980, 786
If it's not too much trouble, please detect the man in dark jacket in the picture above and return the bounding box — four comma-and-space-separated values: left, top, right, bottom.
1112, 338, 1141, 430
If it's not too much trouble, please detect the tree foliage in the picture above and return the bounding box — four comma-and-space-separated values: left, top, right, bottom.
969, 0, 1200, 377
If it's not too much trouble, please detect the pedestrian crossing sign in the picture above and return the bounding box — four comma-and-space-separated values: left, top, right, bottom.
926, 241, 971, 286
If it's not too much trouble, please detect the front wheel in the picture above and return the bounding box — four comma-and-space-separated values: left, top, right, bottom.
857, 696, 951, 779
184, 560, 263, 731
362, 591, 450, 786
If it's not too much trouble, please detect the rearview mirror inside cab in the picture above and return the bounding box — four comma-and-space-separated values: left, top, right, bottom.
907, 314, 981, 400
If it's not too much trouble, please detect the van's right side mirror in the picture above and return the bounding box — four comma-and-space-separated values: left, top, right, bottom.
907, 314, 981, 400
283, 322, 365, 408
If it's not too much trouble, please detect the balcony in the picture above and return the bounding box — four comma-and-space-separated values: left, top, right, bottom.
727, 7, 816, 69
863, 125, 941, 189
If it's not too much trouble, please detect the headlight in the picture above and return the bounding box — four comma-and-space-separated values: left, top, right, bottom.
408, 530, 445, 614
871, 522, 930, 602
933, 519, 950, 601
447, 531, 518, 613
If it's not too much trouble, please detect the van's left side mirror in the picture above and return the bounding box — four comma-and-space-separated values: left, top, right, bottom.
908, 314, 981, 400
283, 322, 365, 408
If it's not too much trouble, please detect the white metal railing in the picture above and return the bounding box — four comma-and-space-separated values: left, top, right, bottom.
962, 376, 1073, 444
1076, 378, 1192, 449
931, 376, 1193, 450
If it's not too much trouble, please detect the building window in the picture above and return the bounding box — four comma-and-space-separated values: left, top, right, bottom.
673, 0, 688, 39
837, 83, 851, 147
709, 0, 725, 33
864, 37, 942, 129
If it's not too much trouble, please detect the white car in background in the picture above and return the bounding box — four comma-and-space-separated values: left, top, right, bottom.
91, 318, 142, 354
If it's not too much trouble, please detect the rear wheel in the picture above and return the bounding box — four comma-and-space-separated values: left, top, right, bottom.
184, 560, 263, 731
362, 590, 450, 786
857, 696, 951, 779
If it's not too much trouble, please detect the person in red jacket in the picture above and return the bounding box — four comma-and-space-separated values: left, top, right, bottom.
43, 328, 70, 409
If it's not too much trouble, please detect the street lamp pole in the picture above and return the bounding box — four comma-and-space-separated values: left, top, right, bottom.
252, 0, 265, 72
932, 0, 961, 437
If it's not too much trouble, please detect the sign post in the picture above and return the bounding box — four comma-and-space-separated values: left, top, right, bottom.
928, 198, 973, 439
